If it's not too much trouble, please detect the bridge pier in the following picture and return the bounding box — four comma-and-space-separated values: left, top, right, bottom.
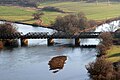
20, 38, 28, 46
47, 38, 54, 46
75, 38, 80, 46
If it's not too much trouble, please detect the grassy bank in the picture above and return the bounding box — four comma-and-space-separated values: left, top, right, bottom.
0, 6, 35, 23
107, 45, 120, 63
38, 1, 120, 19
0, 2, 120, 25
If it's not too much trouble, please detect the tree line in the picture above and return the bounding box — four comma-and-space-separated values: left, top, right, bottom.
0, 0, 120, 7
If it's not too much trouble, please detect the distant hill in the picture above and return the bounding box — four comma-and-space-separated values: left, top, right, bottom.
0, 0, 38, 7
0, 0, 81, 7
0, 0, 120, 7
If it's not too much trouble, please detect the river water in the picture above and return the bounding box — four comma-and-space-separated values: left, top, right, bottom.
0, 21, 119, 80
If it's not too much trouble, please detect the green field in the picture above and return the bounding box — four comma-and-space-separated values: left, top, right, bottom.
0, 1, 120, 25
107, 45, 120, 63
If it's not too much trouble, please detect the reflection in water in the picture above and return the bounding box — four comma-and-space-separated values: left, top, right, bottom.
48, 56, 67, 73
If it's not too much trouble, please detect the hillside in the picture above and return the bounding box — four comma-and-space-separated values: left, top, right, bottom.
0, 0, 120, 7
0, 1, 120, 25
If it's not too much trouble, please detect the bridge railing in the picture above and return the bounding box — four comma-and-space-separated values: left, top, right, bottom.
0, 32, 120, 39
0, 32, 22, 39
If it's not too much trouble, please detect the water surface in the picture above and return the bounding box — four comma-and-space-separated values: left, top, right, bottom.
0, 20, 120, 80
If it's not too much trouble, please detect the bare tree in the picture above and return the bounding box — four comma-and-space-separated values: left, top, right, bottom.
33, 12, 44, 20
0, 22, 18, 47
86, 57, 116, 80
52, 12, 90, 34
99, 32, 113, 49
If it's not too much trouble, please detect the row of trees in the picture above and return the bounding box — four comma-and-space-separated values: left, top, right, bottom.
1, 0, 120, 7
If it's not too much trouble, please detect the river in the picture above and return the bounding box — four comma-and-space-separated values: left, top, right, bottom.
0, 21, 119, 80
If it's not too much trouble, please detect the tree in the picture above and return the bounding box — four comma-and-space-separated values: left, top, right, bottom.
52, 12, 90, 34
33, 12, 44, 20
0, 22, 18, 47
99, 32, 113, 49
97, 44, 107, 57
86, 57, 116, 80
96, 32, 113, 57
0, 22, 17, 34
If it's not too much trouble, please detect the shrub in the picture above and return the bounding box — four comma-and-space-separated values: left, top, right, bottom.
97, 44, 107, 57
33, 12, 44, 20
97, 32, 113, 57
41, 6, 65, 13
88, 20, 97, 27
52, 12, 90, 34
99, 32, 113, 49
0, 22, 17, 34
86, 57, 116, 80
0, 22, 18, 47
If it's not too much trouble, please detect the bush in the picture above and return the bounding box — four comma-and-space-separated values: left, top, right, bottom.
33, 12, 44, 20
99, 32, 113, 49
88, 20, 97, 27
0, 22, 18, 47
97, 44, 107, 57
86, 57, 117, 80
0, 22, 17, 34
42, 6, 65, 13
97, 32, 113, 57
52, 12, 90, 34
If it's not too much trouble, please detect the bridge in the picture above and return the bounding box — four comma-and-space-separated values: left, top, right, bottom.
0, 32, 120, 46
0, 32, 101, 39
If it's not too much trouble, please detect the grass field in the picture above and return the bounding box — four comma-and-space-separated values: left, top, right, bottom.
107, 45, 120, 63
38, 1, 120, 19
0, 1, 120, 25
0, 6, 35, 23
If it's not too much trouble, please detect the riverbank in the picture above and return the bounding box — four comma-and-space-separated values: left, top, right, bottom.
107, 45, 120, 63
1, 15, 120, 33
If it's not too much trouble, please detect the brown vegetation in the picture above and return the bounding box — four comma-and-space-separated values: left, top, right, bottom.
33, 12, 44, 20
87, 32, 120, 80
99, 32, 113, 49
0, 41, 3, 49
97, 32, 113, 57
0, 22, 17, 34
97, 44, 107, 57
0, 22, 18, 47
48, 56, 67, 73
52, 12, 90, 34
41, 6, 65, 13
86, 57, 120, 80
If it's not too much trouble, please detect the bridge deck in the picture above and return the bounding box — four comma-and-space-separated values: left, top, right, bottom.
0, 32, 119, 39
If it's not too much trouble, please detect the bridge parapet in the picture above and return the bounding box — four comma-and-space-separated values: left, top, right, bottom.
22, 32, 49, 39
0, 32, 120, 39
0, 32, 22, 39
